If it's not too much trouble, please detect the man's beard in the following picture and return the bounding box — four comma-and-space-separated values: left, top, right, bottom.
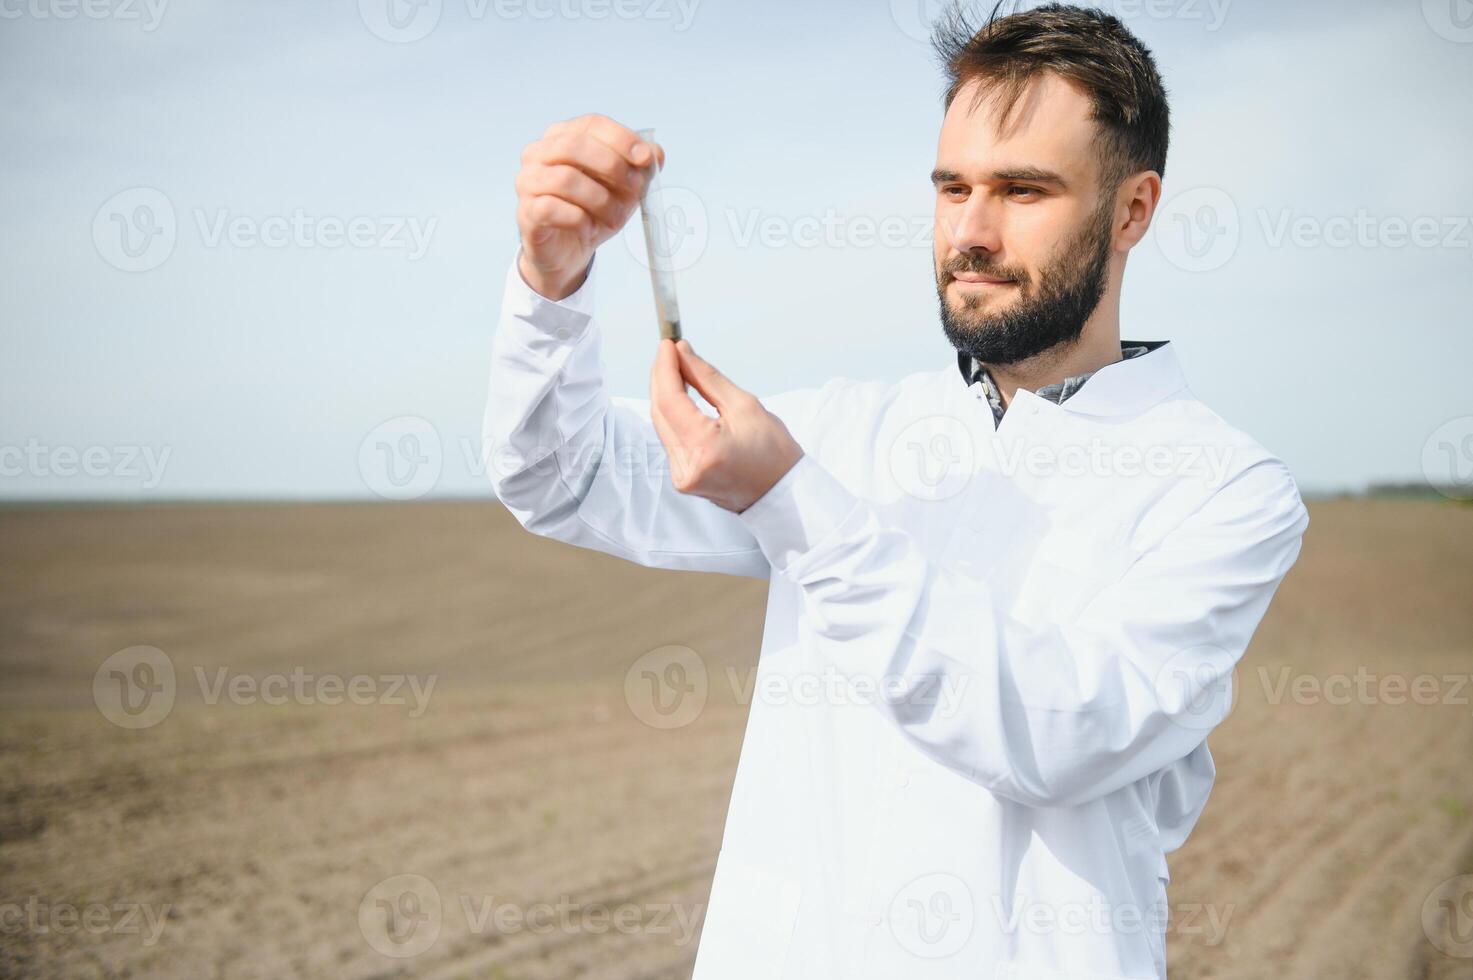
937, 201, 1113, 367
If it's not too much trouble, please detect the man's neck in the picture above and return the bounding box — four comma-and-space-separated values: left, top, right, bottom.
982, 307, 1124, 409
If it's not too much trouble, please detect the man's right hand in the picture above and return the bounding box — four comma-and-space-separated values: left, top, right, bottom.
514, 114, 664, 301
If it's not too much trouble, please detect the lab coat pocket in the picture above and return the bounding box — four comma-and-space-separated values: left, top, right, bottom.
691, 850, 803, 980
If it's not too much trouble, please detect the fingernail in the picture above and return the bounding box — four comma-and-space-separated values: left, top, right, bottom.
631, 142, 651, 165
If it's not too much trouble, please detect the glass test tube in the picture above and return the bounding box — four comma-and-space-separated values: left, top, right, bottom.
635, 127, 682, 342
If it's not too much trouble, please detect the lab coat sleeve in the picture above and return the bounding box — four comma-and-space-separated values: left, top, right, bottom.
484, 251, 826, 577
737, 452, 1309, 808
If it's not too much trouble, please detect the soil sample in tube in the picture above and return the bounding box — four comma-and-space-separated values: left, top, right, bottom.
635, 127, 682, 342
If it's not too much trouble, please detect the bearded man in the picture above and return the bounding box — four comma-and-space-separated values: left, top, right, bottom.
485, 5, 1306, 977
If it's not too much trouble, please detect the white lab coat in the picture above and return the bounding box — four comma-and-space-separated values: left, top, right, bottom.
484, 254, 1307, 980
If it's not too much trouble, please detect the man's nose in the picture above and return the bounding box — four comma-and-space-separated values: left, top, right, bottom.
938, 197, 1003, 256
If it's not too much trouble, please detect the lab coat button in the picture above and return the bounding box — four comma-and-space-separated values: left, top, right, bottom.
868, 914, 882, 927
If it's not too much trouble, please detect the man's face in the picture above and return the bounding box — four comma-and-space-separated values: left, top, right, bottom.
933, 74, 1117, 366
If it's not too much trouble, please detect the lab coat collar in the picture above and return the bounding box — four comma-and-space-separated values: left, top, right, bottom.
1061, 340, 1184, 417
954, 340, 1186, 419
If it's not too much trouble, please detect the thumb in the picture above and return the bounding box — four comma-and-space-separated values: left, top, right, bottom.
675, 340, 745, 412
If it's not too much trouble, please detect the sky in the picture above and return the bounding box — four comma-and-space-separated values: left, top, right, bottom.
1, 0, 1470, 501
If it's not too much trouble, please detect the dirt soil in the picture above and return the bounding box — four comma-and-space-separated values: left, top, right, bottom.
1, 498, 1470, 978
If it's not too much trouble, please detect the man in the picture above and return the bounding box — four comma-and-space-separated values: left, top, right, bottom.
485, 5, 1306, 977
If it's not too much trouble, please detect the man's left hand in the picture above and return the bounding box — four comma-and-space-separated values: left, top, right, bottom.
649, 339, 804, 514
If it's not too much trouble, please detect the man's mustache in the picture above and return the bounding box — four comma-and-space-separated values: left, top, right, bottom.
939, 256, 1031, 287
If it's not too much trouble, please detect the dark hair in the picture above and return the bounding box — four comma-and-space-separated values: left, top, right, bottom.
933, 2, 1170, 188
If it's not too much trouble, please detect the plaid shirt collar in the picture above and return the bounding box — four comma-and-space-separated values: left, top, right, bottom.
957, 342, 1162, 426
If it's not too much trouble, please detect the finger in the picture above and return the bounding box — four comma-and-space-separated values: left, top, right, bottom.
517, 196, 593, 244
629, 139, 665, 179
649, 342, 676, 444
517, 164, 626, 232
572, 114, 655, 170
529, 131, 646, 198
674, 339, 746, 413
651, 339, 710, 441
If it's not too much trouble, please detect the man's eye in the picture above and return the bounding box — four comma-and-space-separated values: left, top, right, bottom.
943, 185, 969, 199
1007, 185, 1041, 199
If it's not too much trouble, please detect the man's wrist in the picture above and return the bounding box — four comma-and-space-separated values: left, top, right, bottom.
739, 446, 804, 515
517, 251, 592, 302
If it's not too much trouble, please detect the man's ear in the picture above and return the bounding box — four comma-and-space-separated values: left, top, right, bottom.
1114, 170, 1163, 251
